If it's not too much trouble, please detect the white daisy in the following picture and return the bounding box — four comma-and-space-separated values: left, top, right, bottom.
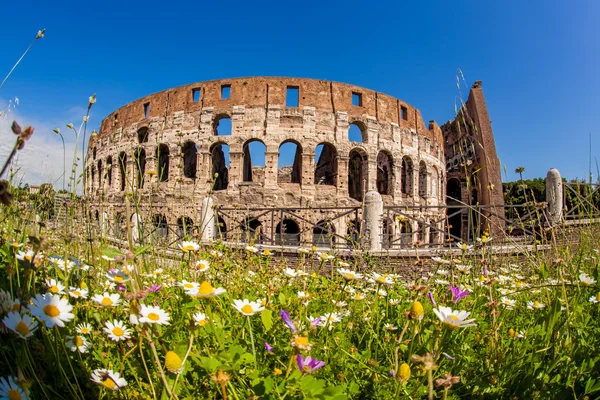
245, 245, 259, 253
384, 323, 398, 331
68, 287, 89, 299
139, 304, 171, 325
589, 295, 598, 304
456, 243, 473, 251
15, 249, 35, 262
192, 312, 209, 327
389, 298, 401, 306
180, 280, 199, 291
284, 268, 301, 278
431, 257, 451, 265
337, 268, 363, 281
3, 311, 38, 339
527, 301, 546, 310
103, 320, 132, 342
0, 376, 26, 400
456, 264, 472, 273
178, 241, 200, 252
76, 322, 93, 335
91, 292, 122, 307
433, 306, 477, 329
371, 272, 394, 285
106, 271, 130, 284
500, 297, 516, 310
30, 293, 74, 328
91, 369, 127, 390
187, 281, 226, 298
45, 279, 66, 295
579, 273, 597, 286
232, 299, 265, 316
66, 335, 90, 353
194, 260, 210, 272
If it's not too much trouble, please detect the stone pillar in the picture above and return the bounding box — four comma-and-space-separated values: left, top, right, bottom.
229, 151, 244, 185
546, 168, 563, 225
363, 190, 383, 251
199, 197, 216, 242
302, 152, 314, 186
337, 155, 349, 195
264, 149, 279, 188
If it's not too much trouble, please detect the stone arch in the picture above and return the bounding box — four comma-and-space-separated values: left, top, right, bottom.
278, 140, 302, 184
314, 143, 337, 186
401, 156, 414, 196
156, 144, 169, 182
313, 220, 335, 247
106, 156, 113, 188
137, 127, 149, 143
348, 148, 368, 201
153, 214, 169, 242
135, 148, 146, 188
91, 166, 95, 190
382, 217, 393, 249
241, 217, 262, 243
348, 121, 367, 143
215, 217, 227, 240
214, 114, 232, 136
118, 152, 127, 191
93, 147, 97, 160
243, 139, 266, 182
446, 178, 462, 240
177, 216, 194, 239
210, 142, 230, 191
114, 212, 124, 239
398, 219, 412, 247
376, 150, 393, 196
182, 141, 198, 179
97, 160, 103, 188
276, 218, 300, 245
418, 161, 428, 197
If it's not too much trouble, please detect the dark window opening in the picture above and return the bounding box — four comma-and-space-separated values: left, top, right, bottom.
177, 216, 194, 239
313, 221, 335, 247
114, 114, 118, 123
243, 140, 266, 182
278, 141, 302, 184
137, 127, 149, 143
418, 162, 428, 197
153, 214, 168, 242
401, 157, 413, 195
314, 143, 337, 186
156, 144, 169, 182
447, 179, 463, 240
144, 102, 150, 119
119, 152, 127, 191
91, 167, 95, 190
93, 147, 97, 160
114, 213, 124, 239
241, 218, 262, 244
347, 220, 360, 244
192, 88, 201, 103
352, 92, 362, 107
376, 151, 393, 196
276, 219, 300, 246
97, 160, 103, 188
216, 217, 227, 240
221, 85, 231, 99
286, 86, 299, 107
135, 148, 146, 188
400, 106, 408, 121
399, 220, 412, 247
215, 116, 232, 136
382, 219, 393, 249
182, 141, 198, 179
348, 123, 364, 143
348, 149, 367, 201
211, 143, 230, 191
106, 157, 113, 187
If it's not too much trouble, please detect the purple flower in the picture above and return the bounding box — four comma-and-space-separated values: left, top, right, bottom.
118, 284, 126, 292
448, 285, 469, 303
297, 354, 325, 374
279, 310, 298, 333
310, 317, 322, 327
427, 291, 437, 306
146, 284, 162, 293
265, 342, 273, 353
389, 369, 396, 377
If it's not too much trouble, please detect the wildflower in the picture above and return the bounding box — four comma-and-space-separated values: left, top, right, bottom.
76, 323, 92, 335
377, 289, 388, 297
273, 368, 282, 375
427, 292, 437, 306
579, 273, 597, 286
297, 291, 310, 299
210, 369, 231, 384
500, 297, 516, 309
527, 301, 545, 310
284, 268, 301, 278
103, 320, 131, 342
88, 94, 97, 105
165, 351, 183, 373
66, 335, 89, 353
91, 369, 127, 390
435, 373, 460, 389
15, 250, 35, 262
187, 281, 226, 298
297, 354, 325, 374
437, 269, 449, 276
280, 310, 298, 332
397, 363, 411, 382
83, 116, 89, 123
3, 312, 38, 339
291, 335, 312, 350
139, 305, 171, 325
384, 323, 398, 331
332, 300, 347, 308
0, 376, 26, 400
245, 245, 258, 253
456, 243, 473, 251
178, 241, 200, 252
30, 294, 74, 328
91, 292, 122, 307
589, 295, 599, 304
146, 284, 162, 293
45, 279, 66, 295
448, 286, 469, 303
232, 299, 264, 316
432, 257, 451, 265
411, 353, 437, 370
194, 260, 210, 272
456, 264, 472, 273
106, 271, 130, 284
7, 241, 22, 249
337, 268, 363, 280
433, 306, 477, 329
353, 293, 366, 301
389, 298, 401, 306
371, 272, 394, 285
192, 312, 209, 326
101, 255, 115, 261
262, 249, 271, 256
409, 301, 425, 321
68, 287, 89, 299
265, 342, 274, 353
180, 280, 199, 291
476, 235, 492, 244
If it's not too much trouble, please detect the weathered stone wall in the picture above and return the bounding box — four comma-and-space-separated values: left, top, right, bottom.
85, 77, 447, 246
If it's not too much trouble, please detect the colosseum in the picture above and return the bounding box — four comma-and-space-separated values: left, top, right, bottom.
84, 77, 504, 250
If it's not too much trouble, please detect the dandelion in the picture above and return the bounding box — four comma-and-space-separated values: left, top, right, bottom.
433, 306, 477, 329
527, 301, 545, 310
194, 260, 210, 272
579, 273, 597, 286
139, 304, 171, 325
262, 249, 271, 256
3, 312, 38, 339
178, 241, 200, 252
297, 354, 325, 375
338, 268, 363, 280
0, 376, 26, 400
187, 281, 226, 298
76, 322, 92, 335
232, 299, 264, 316
66, 335, 89, 353
409, 301, 425, 321
30, 293, 74, 328
192, 312, 209, 327
91, 292, 122, 307
103, 320, 132, 342
91, 369, 127, 390
165, 351, 183, 373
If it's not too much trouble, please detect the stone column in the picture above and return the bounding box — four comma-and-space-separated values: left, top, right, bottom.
363, 190, 383, 251
199, 196, 216, 242
302, 152, 314, 186
546, 168, 563, 225
229, 151, 244, 185
337, 155, 349, 196
264, 149, 279, 188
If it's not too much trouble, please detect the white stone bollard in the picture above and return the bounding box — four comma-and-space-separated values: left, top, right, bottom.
363, 190, 383, 251
546, 168, 563, 225
199, 197, 216, 242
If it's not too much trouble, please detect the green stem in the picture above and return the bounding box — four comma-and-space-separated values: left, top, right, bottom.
246, 316, 257, 370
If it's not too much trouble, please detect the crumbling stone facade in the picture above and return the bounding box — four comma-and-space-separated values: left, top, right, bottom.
84, 77, 468, 247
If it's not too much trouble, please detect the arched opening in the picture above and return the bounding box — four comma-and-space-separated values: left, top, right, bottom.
399, 220, 412, 247
382, 218, 393, 249
114, 213, 124, 239
153, 214, 168, 242
276, 219, 300, 246
214, 116, 232, 136
135, 148, 146, 188
376, 151, 393, 195
97, 160, 103, 188
418, 161, 428, 197
446, 178, 462, 240
401, 157, 414, 196
346, 219, 361, 244
431, 167, 439, 199
119, 152, 127, 191
93, 147, 97, 160
211, 143, 230, 191
177, 216, 194, 239
137, 127, 149, 143
241, 218, 262, 244
348, 122, 365, 143
348, 149, 367, 201
215, 217, 227, 240
156, 144, 169, 182
106, 157, 113, 188
243, 139, 266, 183
314, 143, 337, 186
182, 141, 198, 179
278, 141, 302, 184
91, 167, 95, 190
313, 220, 335, 247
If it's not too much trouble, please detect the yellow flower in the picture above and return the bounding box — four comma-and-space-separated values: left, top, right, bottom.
398, 363, 411, 382
165, 351, 183, 373
508, 328, 516, 337
273, 368, 282, 376
409, 301, 424, 321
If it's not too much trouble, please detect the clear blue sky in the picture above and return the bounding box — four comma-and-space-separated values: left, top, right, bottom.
1, 0, 599, 186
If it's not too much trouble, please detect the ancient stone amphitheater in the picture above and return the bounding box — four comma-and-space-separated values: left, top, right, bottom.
85, 77, 502, 250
